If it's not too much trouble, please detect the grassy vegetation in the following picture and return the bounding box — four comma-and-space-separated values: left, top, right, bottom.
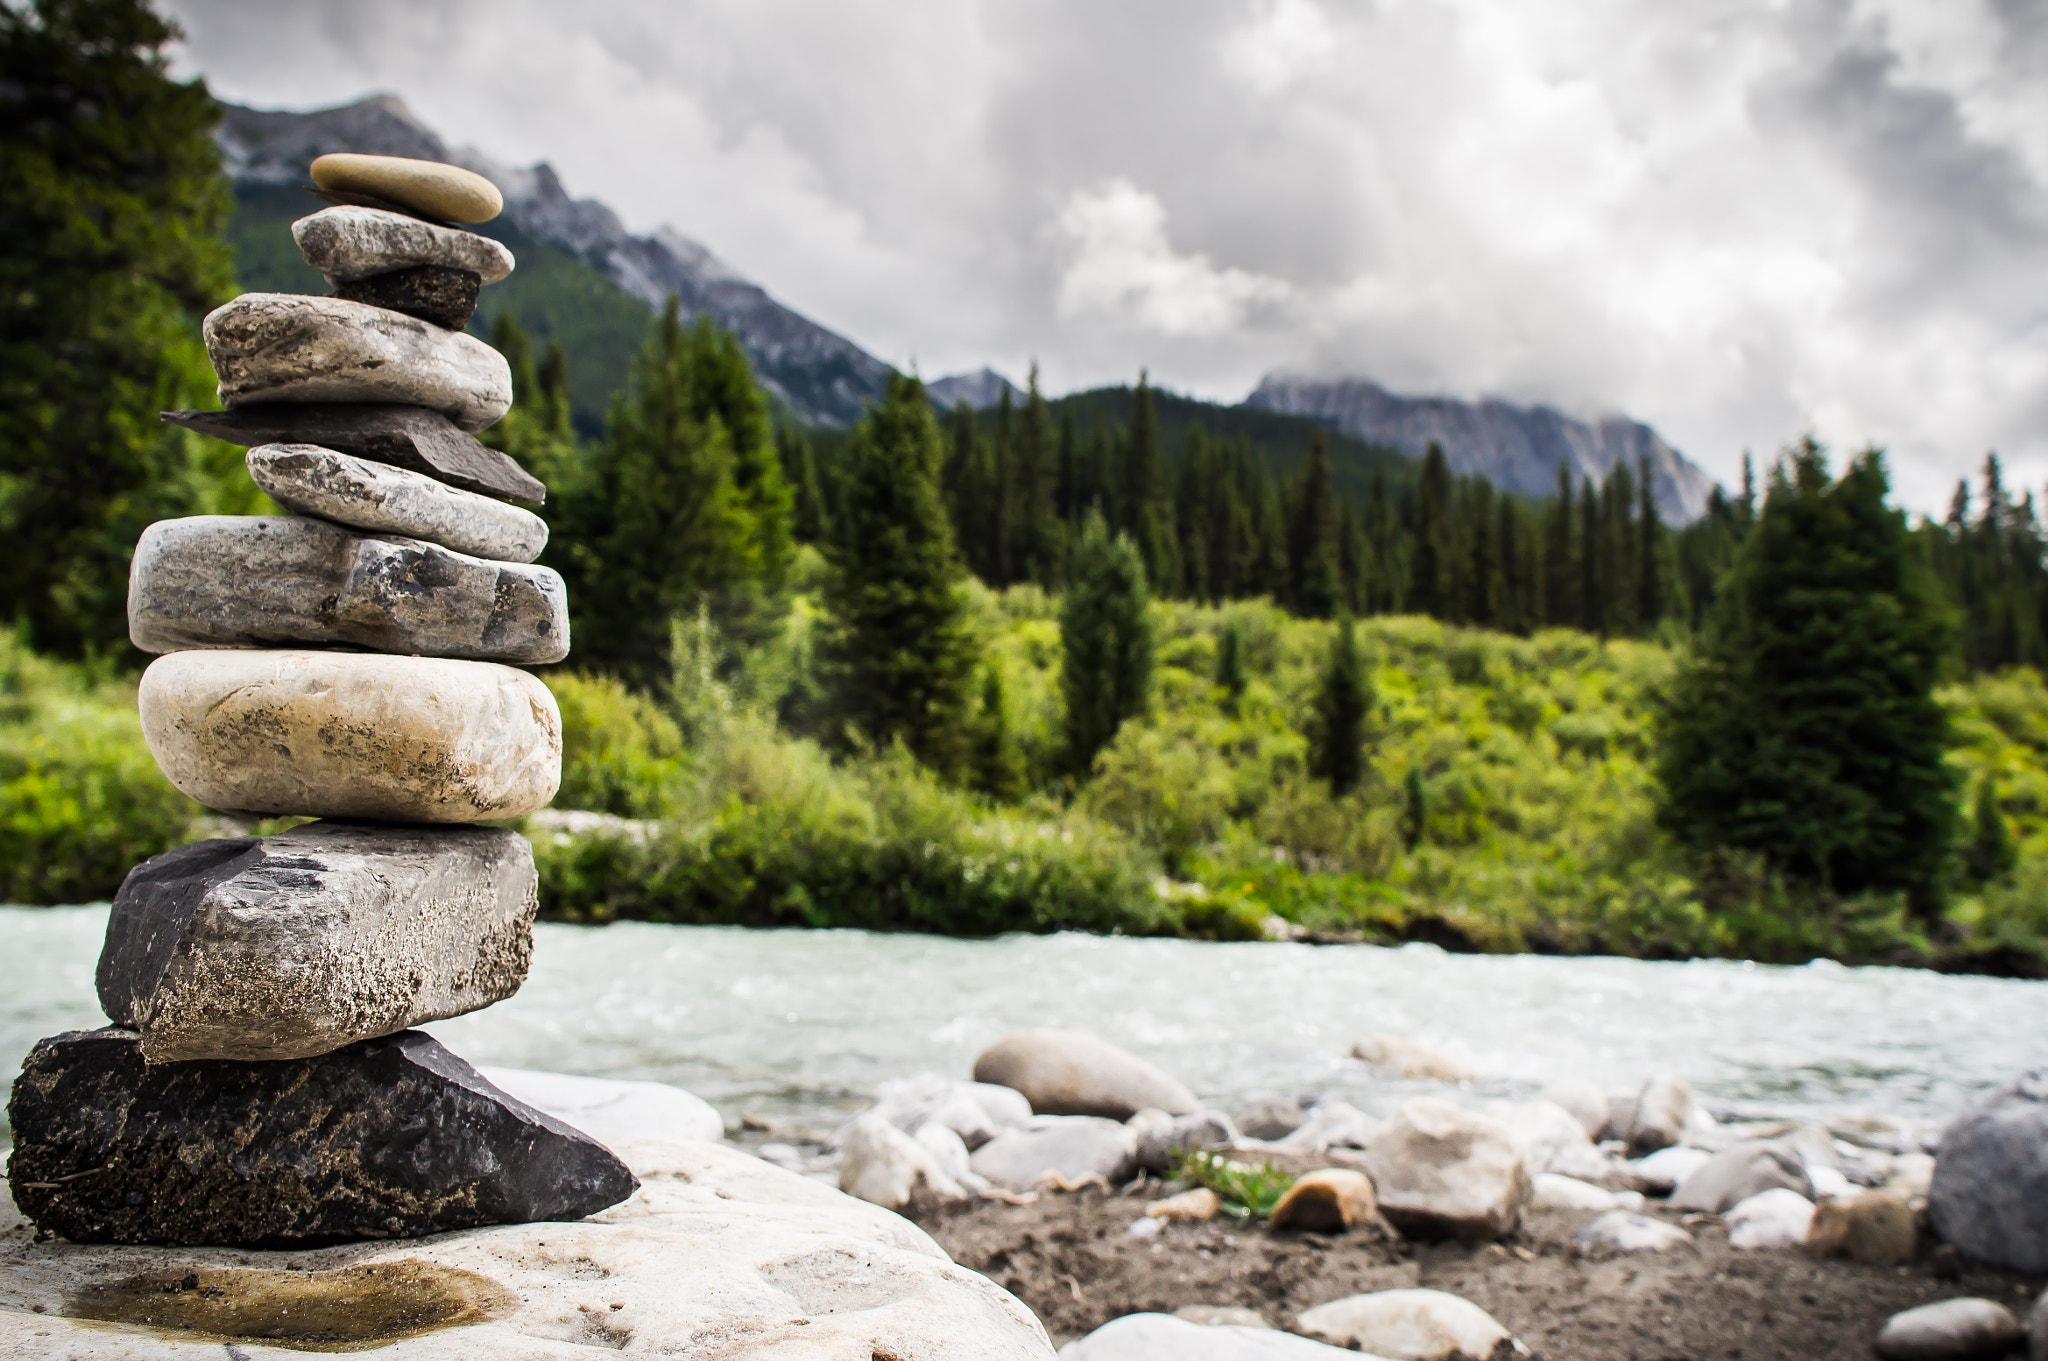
1171, 1150, 1298, 1222
8, 591, 2048, 974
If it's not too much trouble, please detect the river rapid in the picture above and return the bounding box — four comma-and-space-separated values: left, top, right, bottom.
7, 906, 2044, 1140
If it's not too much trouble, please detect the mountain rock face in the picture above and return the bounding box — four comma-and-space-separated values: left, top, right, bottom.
217, 95, 893, 427
1245, 375, 1717, 524
926, 368, 1022, 410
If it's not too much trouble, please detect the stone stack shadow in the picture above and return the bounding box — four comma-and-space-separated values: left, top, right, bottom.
6, 153, 637, 1246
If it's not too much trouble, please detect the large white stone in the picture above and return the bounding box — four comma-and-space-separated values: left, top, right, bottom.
205, 293, 513, 432
0, 1137, 1054, 1359
1059, 1313, 1373, 1360
139, 650, 561, 823
293, 206, 516, 284
248, 444, 548, 562
1361, 1098, 1532, 1240
476, 1068, 725, 1149
1295, 1290, 1517, 1361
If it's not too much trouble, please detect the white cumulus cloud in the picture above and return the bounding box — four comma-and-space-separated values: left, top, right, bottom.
1055, 178, 1293, 338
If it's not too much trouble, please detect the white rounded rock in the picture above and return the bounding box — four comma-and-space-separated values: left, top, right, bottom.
1362, 1098, 1532, 1240
293, 206, 515, 284
248, 444, 548, 562
476, 1068, 724, 1149
1296, 1289, 1517, 1361
139, 650, 562, 823
205, 293, 513, 432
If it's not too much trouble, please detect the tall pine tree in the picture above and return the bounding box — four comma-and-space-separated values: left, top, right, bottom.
1061, 508, 1155, 773
1309, 616, 1371, 794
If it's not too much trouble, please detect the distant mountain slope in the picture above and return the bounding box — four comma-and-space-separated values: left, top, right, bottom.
926, 368, 1021, 410
1245, 375, 1717, 523
216, 95, 894, 429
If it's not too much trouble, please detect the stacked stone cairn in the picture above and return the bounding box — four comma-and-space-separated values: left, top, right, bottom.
6, 153, 637, 1247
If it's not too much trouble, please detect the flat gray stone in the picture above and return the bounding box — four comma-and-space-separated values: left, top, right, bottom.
6, 1028, 636, 1247
98, 822, 538, 1064
293, 204, 515, 284
248, 444, 547, 561
205, 294, 512, 432
163, 404, 545, 504
129, 515, 568, 663
138, 649, 562, 823
968, 1116, 1136, 1191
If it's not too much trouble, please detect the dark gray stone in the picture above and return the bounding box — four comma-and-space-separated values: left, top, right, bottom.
129, 515, 569, 663
160, 405, 544, 505
336, 264, 482, 330
1930, 1066, 2048, 1270
1232, 1094, 1305, 1141
98, 822, 538, 1063
1669, 1140, 1812, 1213
6, 1027, 638, 1246
1875, 1298, 2023, 1361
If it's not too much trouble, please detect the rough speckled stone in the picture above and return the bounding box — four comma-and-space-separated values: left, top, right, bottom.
0, 1137, 1054, 1358
293, 205, 514, 284
139, 650, 562, 823
247, 444, 547, 561
5, 1028, 635, 1246
1929, 1066, 2048, 1271
97, 823, 538, 1064
204, 294, 512, 432
336, 264, 482, 330
128, 515, 567, 663
312, 153, 505, 224
163, 405, 545, 504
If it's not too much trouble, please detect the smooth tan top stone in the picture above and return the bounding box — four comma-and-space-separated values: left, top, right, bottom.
139, 650, 562, 823
248, 444, 548, 562
312, 152, 504, 223
205, 293, 512, 432
294, 205, 515, 285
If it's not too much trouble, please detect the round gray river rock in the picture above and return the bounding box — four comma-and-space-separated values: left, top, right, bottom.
1874, 1297, 2023, 1360
248, 444, 547, 561
129, 515, 567, 663
973, 1029, 1199, 1119
97, 822, 539, 1064
138, 649, 562, 823
204, 293, 512, 432
1929, 1065, 2048, 1270
5, 1028, 636, 1246
293, 205, 515, 284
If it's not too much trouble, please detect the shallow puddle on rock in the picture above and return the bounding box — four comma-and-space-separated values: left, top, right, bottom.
66, 1259, 517, 1351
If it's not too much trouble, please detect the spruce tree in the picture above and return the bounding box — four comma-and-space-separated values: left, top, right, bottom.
484, 314, 577, 492
1964, 774, 2017, 888
1544, 464, 1577, 628
0, 0, 234, 657
1636, 454, 1663, 632
1655, 440, 1958, 913
1060, 508, 1155, 773
819, 373, 977, 774
1402, 766, 1428, 850
1578, 477, 1603, 634
1409, 444, 1452, 616
969, 666, 1026, 802
778, 423, 832, 544
1288, 428, 1343, 617
1215, 616, 1248, 714
1013, 364, 1060, 586
1309, 616, 1371, 794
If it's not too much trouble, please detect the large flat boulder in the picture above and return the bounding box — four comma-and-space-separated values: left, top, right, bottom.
129, 515, 568, 663
6, 1028, 635, 1246
97, 823, 537, 1063
1929, 1066, 2048, 1270
0, 1137, 1054, 1358
248, 444, 547, 562
139, 649, 561, 822
162, 404, 545, 504
293, 205, 516, 285
204, 294, 512, 432
973, 1029, 1199, 1119
1361, 1098, 1531, 1241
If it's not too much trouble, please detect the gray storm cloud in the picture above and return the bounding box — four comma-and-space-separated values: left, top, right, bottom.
160, 0, 2048, 509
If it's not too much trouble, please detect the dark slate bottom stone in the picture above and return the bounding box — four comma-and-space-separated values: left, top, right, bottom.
7, 1028, 637, 1247
335, 265, 482, 331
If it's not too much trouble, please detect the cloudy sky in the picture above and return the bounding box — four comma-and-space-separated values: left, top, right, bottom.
161, 0, 2048, 509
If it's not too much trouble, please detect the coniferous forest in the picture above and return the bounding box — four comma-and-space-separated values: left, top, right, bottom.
8, 0, 2048, 977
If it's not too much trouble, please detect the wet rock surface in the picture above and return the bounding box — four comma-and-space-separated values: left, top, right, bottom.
6, 1028, 636, 1246
247, 443, 547, 562
138, 649, 562, 822
128, 515, 567, 663
335, 263, 483, 330
163, 404, 545, 503
204, 294, 511, 432
97, 823, 537, 1063
293, 204, 515, 284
